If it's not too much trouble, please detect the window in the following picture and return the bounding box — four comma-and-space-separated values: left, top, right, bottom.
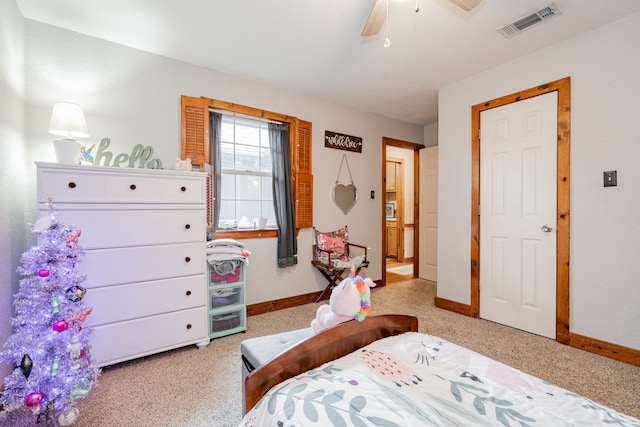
181, 95, 313, 239
218, 114, 276, 229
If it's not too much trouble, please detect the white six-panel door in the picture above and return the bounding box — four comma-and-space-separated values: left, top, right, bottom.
420, 146, 438, 282
479, 92, 557, 338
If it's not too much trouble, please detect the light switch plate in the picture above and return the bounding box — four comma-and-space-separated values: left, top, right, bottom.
603, 170, 617, 187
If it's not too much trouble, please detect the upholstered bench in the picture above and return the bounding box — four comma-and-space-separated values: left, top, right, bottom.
240, 327, 313, 413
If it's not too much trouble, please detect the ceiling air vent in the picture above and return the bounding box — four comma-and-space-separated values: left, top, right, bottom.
497, 3, 561, 38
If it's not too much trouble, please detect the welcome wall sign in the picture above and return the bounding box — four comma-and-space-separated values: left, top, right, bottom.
324, 130, 362, 153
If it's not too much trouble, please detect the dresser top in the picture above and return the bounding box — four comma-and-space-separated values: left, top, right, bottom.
35, 161, 207, 178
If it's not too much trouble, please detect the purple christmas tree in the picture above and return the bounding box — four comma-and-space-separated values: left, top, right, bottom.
0, 199, 99, 426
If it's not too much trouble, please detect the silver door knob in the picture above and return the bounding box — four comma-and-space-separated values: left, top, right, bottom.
541, 224, 553, 233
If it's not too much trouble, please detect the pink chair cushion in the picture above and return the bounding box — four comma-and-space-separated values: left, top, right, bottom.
315, 227, 349, 265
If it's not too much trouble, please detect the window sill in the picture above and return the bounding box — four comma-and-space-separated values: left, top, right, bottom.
211, 228, 278, 240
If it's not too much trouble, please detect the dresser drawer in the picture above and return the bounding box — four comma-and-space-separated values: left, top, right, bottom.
84, 275, 205, 327
89, 306, 207, 367
106, 174, 205, 204
37, 164, 205, 204
38, 167, 106, 202
53, 209, 205, 248
78, 243, 205, 288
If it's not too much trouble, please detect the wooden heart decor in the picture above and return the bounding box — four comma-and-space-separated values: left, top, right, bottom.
332, 183, 358, 215
332, 153, 359, 215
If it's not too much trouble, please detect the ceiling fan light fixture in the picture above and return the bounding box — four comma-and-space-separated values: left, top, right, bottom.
384, 0, 390, 48
361, 0, 386, 37
362, 0, 475, 38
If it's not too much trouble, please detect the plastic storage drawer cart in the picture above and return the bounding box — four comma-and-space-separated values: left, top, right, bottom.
208, 262, 246, 338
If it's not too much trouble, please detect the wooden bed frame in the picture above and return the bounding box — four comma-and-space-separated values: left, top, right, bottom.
244, 314, 419, 413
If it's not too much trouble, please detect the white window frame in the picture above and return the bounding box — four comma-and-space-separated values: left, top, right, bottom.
217, 112, 277, 230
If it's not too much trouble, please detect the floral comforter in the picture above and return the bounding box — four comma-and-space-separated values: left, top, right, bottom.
240, 332, 639, 426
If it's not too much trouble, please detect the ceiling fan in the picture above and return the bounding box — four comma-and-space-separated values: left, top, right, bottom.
361, 0, 483, 36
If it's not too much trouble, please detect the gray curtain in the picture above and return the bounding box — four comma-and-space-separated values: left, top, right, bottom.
209, 112, 222, 237
269, 122, 297, 267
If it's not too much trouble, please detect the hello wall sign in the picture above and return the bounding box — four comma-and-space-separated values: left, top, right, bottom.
92, 138, 164, 169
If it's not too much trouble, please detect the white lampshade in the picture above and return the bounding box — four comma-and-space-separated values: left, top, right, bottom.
48, 102, 89, 139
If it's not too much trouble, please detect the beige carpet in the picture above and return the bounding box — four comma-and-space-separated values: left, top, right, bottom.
2, 279, 639, 426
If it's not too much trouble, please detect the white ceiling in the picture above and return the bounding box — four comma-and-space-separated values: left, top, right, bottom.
16, 0, 640, 126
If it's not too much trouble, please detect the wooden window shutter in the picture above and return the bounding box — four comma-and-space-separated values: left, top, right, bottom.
294, 119, 313, 228
181, 95, 214, 233
181, 95, 210, 169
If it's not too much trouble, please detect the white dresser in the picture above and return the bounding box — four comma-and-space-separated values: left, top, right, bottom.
36, 162, 210, 367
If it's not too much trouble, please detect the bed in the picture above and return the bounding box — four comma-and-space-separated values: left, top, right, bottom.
241, 314, 639, 426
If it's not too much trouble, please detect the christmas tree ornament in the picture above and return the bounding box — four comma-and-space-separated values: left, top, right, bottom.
70, 335, 82, 370
58, 406, 79, 426
65, 285, 87, 302
66, 230, 81, 247
39, 269, 50, 278
50, 357, 60, 377
70, 382, 91, 400
50, 295, 60, 314
20, 353, 33, 379
25, 391, 44, 407
70, 335, 81, 359
69, 307, 93, 325
32, 215, 53, 233
52, 319, 69, 332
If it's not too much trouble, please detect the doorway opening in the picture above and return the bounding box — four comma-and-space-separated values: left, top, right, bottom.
386, 258, 414, 283
382, 138, 424, 285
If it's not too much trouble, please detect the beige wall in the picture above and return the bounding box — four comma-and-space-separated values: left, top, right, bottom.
19, 20, 423, 308
0, 0, 27, 381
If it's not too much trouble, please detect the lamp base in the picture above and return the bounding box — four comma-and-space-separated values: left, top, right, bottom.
53, 139, 81, 164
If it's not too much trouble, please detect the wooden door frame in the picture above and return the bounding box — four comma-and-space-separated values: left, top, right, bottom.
382, 137, 425, 285
470, 77, 571, 343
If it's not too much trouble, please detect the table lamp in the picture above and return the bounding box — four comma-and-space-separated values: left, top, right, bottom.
49, 102, 89, 164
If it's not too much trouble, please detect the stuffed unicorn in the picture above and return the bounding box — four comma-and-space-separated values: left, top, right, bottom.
80, 144, 96, 164
311, 267, 376, 333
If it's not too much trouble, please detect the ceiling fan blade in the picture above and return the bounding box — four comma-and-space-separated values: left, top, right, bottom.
448, 0, 482, 12
361, 0, 387, 36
